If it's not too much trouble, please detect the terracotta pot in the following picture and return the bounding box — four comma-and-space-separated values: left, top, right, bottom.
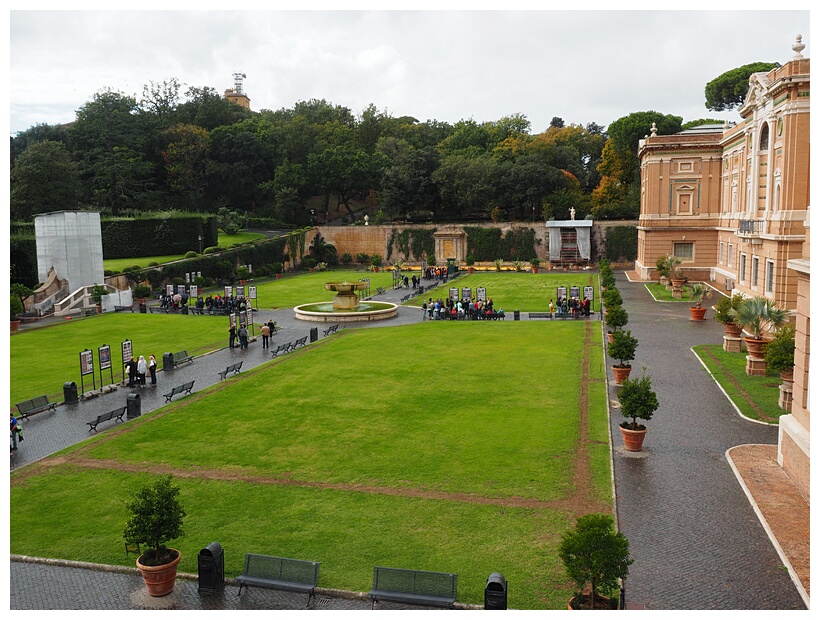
670, 278, 686, 290
11, 320, 21, 332
607, 332, 615, 344
723, 322, 742, 338
275, 273, 282, 279
612, 365, 632, 385
532, 267, 539, 274
309, 268, 315, 273
136, 548, 182, 597
689, 306, 707, 321
780, 370, 794, 384
619, 425, 647, 452
744, 337, 767, 358
568, 594, 613, 610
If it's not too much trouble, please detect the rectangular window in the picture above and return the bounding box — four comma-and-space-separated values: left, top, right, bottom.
728, 243, 734, 268
752, 257, 759, 287
673, 242, 694, 261
719, 242, 725, 265
740, 253, 747, 282
766, 260, 774, 293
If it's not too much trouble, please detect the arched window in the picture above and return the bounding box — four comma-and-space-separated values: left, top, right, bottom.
759, 123, 769, 151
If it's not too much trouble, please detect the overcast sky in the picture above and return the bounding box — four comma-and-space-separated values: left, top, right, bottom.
6, 7, 812, 137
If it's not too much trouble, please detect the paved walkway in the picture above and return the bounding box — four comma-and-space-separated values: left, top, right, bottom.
10, 272, 808, 610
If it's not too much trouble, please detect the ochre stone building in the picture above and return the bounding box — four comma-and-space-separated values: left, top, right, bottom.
633, 37, 810, 500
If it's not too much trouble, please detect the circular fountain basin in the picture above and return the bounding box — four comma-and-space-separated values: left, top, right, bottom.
294, 301, 398, 323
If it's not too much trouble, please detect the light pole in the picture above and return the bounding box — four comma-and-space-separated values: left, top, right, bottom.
198, 235, 203, 254
311, 210, 315, 226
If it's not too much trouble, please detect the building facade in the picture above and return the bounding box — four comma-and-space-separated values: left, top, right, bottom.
633, 37, 810, 500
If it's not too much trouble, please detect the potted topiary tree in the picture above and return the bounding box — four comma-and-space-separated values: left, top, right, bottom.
90, 284, 108, 314
667, 256, 686, 297
123, 474, 187, 597
618, 370, 659, 452
236, 265, 250, 284
605, 305, 628, 343
370, 254, 382, 272
273, 262, 284, 279
466, 255, 476, 274
530, 258, 541, 274
713, 293, 744, 338
10, 295, 23, 331
728, 296, 788, 369
132, 284, 152, 306
655, 254, 671, 287
685, 283, 712, 321
765, 324, 796, 384
607, 330, 638, 385
601, 287, 623, 310
559, 513, 632, 609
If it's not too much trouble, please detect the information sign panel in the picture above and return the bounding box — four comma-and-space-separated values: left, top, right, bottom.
99, 345, 111, 370
477, 287, 487, 302
80, 350, 94, 376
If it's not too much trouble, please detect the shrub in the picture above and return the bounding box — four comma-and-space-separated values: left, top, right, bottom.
619, 371, 659, 430
132, 285, 152, 299
184, 251, 198, 259
605, 305, 629, 333
340, 253, 353, 265
607, 330, 638, 368
203, 246, 219, 254
713, 293, 744, 326
602, 287, 623, 308
356, 252, 370, 265
123, 475, 186, 566
765, 324, 796, 374
10, 295, 24, 320
370, 254, 382, 267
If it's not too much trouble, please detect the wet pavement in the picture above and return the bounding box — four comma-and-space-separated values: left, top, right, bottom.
9, 272, 808, 610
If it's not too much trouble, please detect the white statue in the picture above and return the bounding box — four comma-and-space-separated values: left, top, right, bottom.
364, 215, 369, 226
570, 207, 576, 221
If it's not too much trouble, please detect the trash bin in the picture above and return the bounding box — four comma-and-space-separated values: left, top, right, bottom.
63, 381, 79, 405
126, 392, 141, 419
181, 305, 189, 315
139, 303, 147, 314
513, 310, 520, 321
198, 542, 224, 593
484, 572, 507, 609
163, 352, 174, 371
310, 327, 318, 343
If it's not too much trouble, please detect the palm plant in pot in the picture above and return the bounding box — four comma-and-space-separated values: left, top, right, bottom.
685, 283, 712, 321
713, 293, 744, 338
728, 296, 788, 362
618, 370, 659, 452
123, 474, 187, 597
559, 513, 632, 609
607, 329, 638, 385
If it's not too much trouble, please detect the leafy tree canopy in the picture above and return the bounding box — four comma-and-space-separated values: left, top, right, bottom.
704, 62, 778, 111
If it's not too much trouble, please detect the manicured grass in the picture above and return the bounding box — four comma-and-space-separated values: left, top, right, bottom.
693, 344, 786, 424
103, 231, 267, 273
9, 313, 228, 407
644, 282, 697, 302
10, 322, 610, 609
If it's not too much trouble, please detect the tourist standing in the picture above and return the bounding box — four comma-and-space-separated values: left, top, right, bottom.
136, 355, 147, 387
229, 325, 237, 349
148, 355, 157, 386
261, 322, 271, 348
10, 415, 20, 451
238, 325, 249, 349
126, 357, 138, 388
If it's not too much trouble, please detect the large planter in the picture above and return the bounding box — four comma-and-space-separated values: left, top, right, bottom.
689, 306, 707, 321
670, 278, 686, 298
568, 594, 614, 610
744, 337, 767, 358
612, 365, 632, 385
136, 548, 182, 597
723, 322, 743, 338
532, 266, 539, 274
619, 425, 647, 452
275, 273, 283, 280
607, 332, 615, 344
10, 320, 21, 332
780, 370, 795, 385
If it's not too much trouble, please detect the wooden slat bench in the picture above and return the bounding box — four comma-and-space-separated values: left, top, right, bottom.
16, 395, 57, 420
163, 380, 195, 403
171, 350, 194, 367
236, 553, 320, 606
218, 361, 243, 381
368, 566, 457, 609
86, 406, 127, 432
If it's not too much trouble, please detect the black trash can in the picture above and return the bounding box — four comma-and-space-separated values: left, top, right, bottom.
126, 392, 141, 419
181, 305, 189, 315
484, 572, 507, 609
310, 327, 318, 343
139, 303, 147, 314
198, 542, 224, 593
513, 310, 520, 321
63, 381, 79, 405
163, 352, 174, 371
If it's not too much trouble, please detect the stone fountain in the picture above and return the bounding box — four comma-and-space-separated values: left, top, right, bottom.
293, 281, 398, 323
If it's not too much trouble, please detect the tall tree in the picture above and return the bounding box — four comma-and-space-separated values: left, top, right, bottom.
705, 62, 778, 111
162, 123, 211, 209
71, 90, 155, 215
10, 140, 81, 220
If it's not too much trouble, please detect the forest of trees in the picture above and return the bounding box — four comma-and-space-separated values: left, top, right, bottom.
11, 64, 766, 227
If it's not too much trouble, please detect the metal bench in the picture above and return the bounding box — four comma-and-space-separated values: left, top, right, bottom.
171, 350, 194, 366
292, 336, 308, 349
271, 343, 291, 357
163, 380, 195, 403
114, 305, 134, 313
528, 312, 551, 319
16, 395, 57, 420
376, 287, 386, 295
236, 554, 320, 606
86, 406, 127, 432
368, 566, 457, 609
218, 362, 243, 381
322, 324, 339, 337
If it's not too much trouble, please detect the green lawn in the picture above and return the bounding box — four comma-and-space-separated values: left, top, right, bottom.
693, 344, 786, 424
10, 319, 611, 609
103, 231, 268, 273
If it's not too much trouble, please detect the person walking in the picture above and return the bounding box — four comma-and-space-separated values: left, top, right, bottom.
229, 324, 237, 349
260, 322, 271, 349
10, 415, 20, 451
238, 325, 249, 349
136, 355, 147, 387
267, 319, 276, 336
148, 354, 157, 387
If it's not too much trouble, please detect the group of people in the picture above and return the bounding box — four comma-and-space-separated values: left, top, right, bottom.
422, 267, 449, 282
125, 354, 157, 388
259, 319, 276, 349
549, 296, 591, 318
422, 297, 503, 321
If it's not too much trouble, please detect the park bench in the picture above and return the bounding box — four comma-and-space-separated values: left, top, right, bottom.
400, 294, 411, 302
16, 395, 57, 420
86, 406, 127, 432
236, 553, 320, 606
376, 287, 386, 295
368, 566, 458, 609
322, 324, 339, 337
148, 306, 169, 314
114, 305, 134, 313
528, 312, 551, 319
81, 308, 96, 317
292, 336, 308, 349
218, 361, 243, 381
163, 380, 195, 403
171, 350, 194, 367
271, 343, 291, 357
